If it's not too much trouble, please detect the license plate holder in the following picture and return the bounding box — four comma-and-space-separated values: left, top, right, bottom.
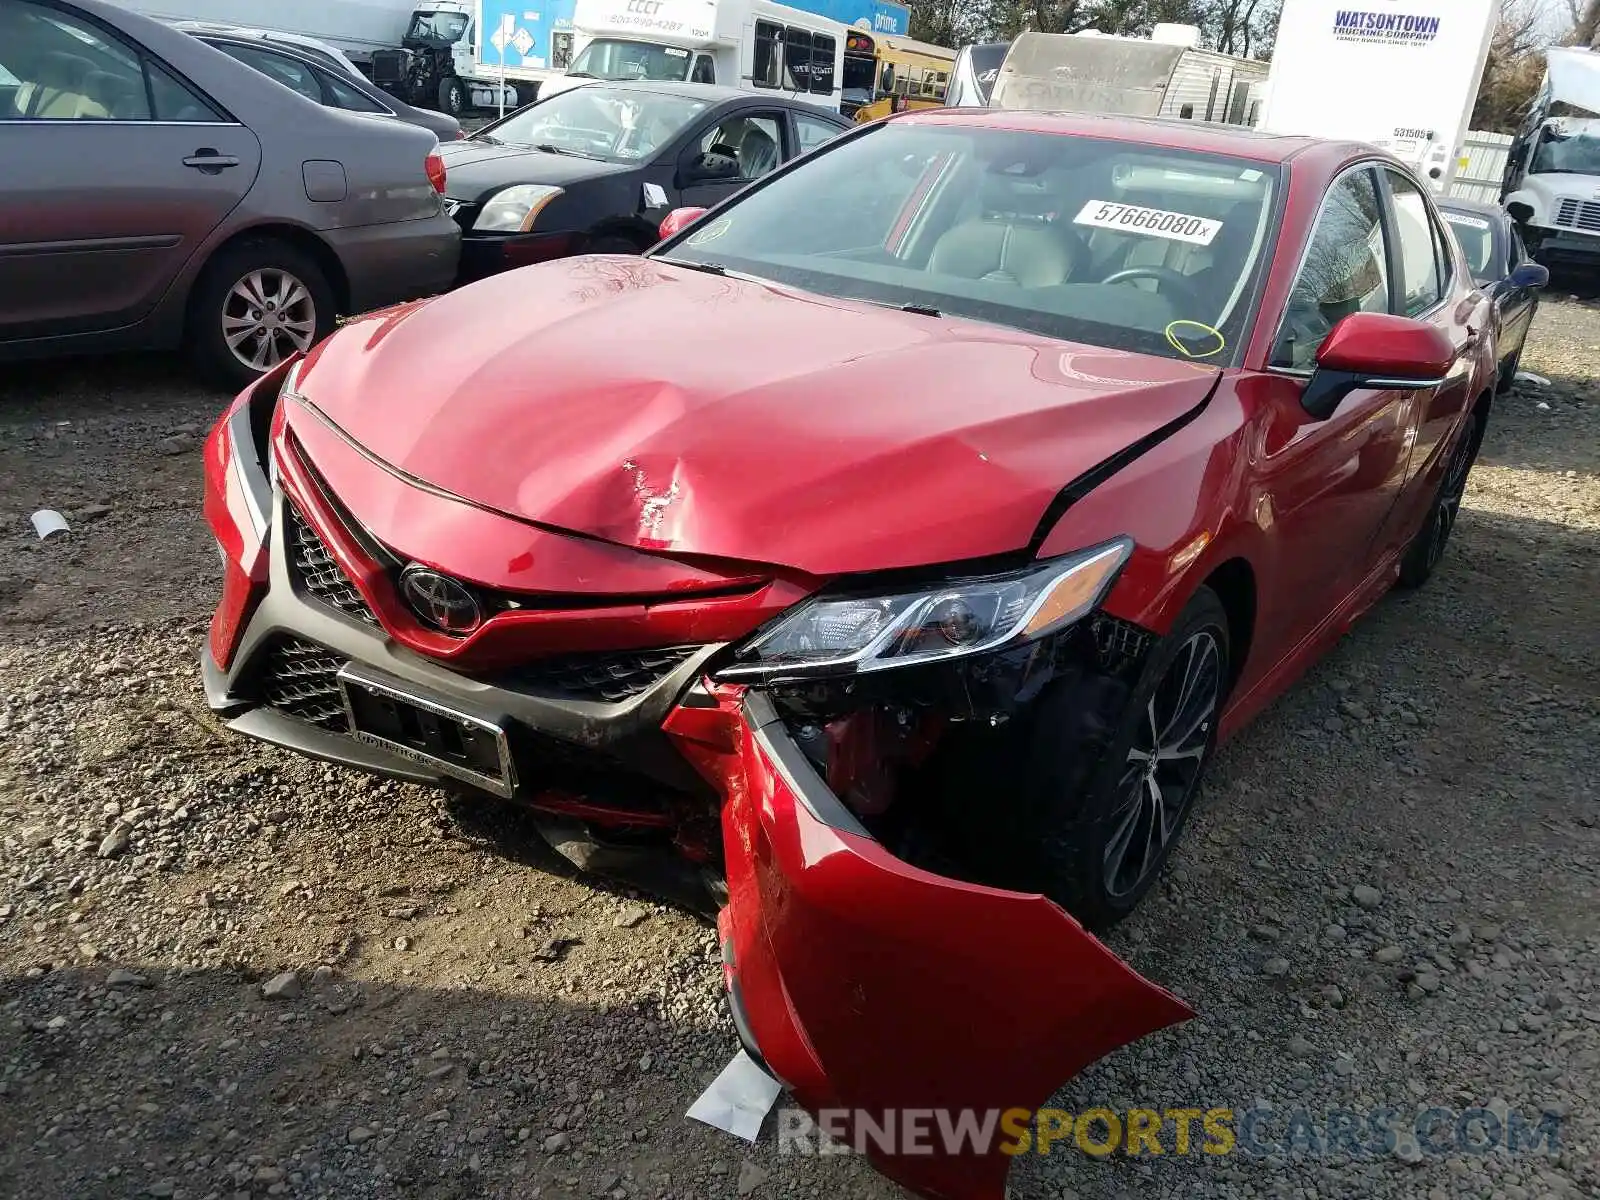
337, 665, 516, 798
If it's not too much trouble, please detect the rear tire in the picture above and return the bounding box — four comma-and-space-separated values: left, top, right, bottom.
1397, 407, 1485, 588
1496, 346, 1522, 396
1017, 587, 1231, 931
186, 239, 336, 392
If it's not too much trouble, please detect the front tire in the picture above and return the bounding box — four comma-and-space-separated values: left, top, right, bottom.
439, 77, 467, 115
1021, 587, 1231, 930
186, 239, 336, 391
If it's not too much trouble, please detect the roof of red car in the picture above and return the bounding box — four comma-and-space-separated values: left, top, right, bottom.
896, 107, 1354, 165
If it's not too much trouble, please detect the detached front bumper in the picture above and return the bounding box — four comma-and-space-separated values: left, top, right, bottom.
201, 363, 1194, 1200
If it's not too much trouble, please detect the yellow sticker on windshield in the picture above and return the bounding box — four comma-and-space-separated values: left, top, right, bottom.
686, 217, 732, 246
1165, 321, 1226, 359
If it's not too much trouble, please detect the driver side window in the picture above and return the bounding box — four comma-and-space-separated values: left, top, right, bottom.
1271, 167, 1393, 371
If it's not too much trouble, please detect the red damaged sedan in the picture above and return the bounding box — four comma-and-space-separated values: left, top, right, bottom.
202, 111, 1495, 1198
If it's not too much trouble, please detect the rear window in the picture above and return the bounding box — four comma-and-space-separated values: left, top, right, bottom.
1441, 210, 1496, 280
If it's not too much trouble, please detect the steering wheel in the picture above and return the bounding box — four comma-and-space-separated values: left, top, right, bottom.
1099, 265, 1201, 310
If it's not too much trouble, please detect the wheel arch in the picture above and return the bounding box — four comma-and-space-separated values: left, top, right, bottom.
189, 224, 352, 322
1198, 557, 1256, 693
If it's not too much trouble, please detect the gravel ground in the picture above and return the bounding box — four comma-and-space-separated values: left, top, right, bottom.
1, 296, 1596, 1200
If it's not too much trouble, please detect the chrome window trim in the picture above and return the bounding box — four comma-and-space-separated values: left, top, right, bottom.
0, 118, 242, 126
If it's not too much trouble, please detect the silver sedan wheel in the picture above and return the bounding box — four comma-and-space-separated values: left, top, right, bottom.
221, 269, 317, 372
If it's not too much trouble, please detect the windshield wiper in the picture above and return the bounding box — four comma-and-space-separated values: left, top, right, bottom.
898, 302, 942, 317
656, 256, 726, 276
533, 142, 602, 159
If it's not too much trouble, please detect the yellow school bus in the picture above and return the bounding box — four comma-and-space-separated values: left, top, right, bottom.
840, 32, 956, 123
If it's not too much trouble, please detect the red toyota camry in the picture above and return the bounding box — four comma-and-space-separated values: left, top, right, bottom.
202, 110, 1496, 1199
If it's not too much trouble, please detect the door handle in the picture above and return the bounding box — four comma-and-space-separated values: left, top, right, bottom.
183, 150, 240, 171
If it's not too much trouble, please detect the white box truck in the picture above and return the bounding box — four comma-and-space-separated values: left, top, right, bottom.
1256, 0, 1498, 192
1501, 48, 1600, 269
987, 26, 1266, 124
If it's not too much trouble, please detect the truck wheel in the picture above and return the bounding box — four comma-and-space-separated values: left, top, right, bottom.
186, 239, 336, 392
439, 78, 468, 115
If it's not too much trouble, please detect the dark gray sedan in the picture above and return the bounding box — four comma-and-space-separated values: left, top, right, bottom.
175, 24, 464, 143
1437, 197, 1550, 393
0, 0, 460, 388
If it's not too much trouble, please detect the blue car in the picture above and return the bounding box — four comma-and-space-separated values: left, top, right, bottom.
1437, 197, 1550, 393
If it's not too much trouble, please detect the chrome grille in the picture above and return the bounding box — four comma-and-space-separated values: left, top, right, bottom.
286, 502, 378, 626
1555, 197, 1600, 233
512, 646, 701, 703
256, 637, 349, 731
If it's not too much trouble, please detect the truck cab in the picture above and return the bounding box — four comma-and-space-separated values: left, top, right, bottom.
1503, 61, 1600, 269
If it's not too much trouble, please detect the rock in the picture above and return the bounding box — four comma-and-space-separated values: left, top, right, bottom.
386, 906, 419, 920
156, 435, 193, 456
261, 971, 301, 1000
1352, 885, 1383, 910
613, 906, 649, 929
347, 1127, 375, 1144
1263, 957, 1290, 977
424, 1109, 451, 1123
466, 1127, 489, 1144
543, 1131, 570, 1154
1249, 924, 1282, 942
1338, 700, 1370, 720
106, 968, 149, 988
18, 826, 54, 849
97, 824, 131, 859
736, 1160, 768, 1196
1287, 1036, 1314, 1058
1320, 984, 1346, 1008
534, 937, 578, 962
393, 936, 413, 951
1324, 924, 1347, 942
77, 502, 112, 520
46, 1015, 69, 1031
1374, 945, 1404, 963
1415, 971, 1441, 994
147, 1181, 177, 1198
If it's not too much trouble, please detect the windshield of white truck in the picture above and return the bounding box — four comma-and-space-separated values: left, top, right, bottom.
476, 84, 707, 160
1529, 125, 1600, 176
568, 39, 693, 82
408, 12, 469, 42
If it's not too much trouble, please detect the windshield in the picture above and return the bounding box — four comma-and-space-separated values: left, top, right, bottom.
568, 38, 693, 81
408, 11, 468, 42
658, 123, 1280, 364
1529, 125, 1600, 176
478, 84, 706, 160
1440, 210, 1497, 280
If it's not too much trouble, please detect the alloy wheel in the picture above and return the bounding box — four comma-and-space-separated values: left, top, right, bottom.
1423, 424, 1478, 574
1103, 630, 1223, 898
221, 269, 318, 373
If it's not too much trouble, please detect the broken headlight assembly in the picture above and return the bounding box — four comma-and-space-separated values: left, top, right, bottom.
719, 538, 1133, 681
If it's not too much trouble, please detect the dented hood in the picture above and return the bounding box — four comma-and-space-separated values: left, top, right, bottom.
296, 256, 1219, 575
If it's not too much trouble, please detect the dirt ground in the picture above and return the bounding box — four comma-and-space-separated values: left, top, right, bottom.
1, 296, 1596, 1200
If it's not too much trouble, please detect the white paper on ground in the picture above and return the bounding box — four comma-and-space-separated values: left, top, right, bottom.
30, 509, 69, 540
685, 1048, 783, 1142
1515, 371, 1551, 387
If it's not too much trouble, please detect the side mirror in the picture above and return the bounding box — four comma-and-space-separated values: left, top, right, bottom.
1508, 261, 1549, 289
657, 206, 708, 241
681, 150, 738, 186
1301, 311, 1454, 420
880, 64, 895, 93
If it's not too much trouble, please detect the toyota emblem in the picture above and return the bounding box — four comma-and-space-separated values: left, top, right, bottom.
399, 566, 482, 634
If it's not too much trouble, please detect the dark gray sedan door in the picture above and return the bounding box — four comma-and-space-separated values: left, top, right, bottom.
0, 0, 261, 339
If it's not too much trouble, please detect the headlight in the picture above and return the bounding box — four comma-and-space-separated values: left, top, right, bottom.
719, 538, 1133, 680
473, 184, 564, 232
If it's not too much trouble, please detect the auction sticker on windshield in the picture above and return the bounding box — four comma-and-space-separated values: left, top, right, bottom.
1444, 213, 1491, 231
1074, 201, 1222, 246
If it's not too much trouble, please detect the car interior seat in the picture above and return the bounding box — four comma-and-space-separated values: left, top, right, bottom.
926, 171, 1086, 288
82, 69, 145, 119
738, 125, 779, 179
23, 52, 107, 119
